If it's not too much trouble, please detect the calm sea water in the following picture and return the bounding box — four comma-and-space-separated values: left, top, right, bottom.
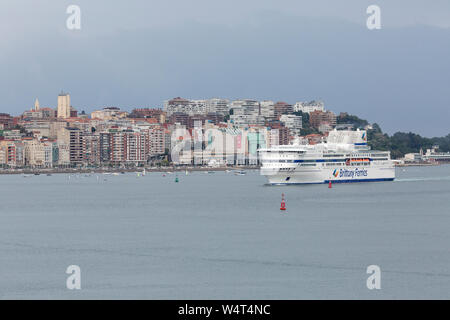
0, 165, 450, 299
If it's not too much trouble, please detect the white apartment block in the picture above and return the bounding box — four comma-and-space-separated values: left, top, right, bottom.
164, 98, 208, 116
259, 100, 275, 119
164, 98, 232, 116
280, 114, 303, 135
293, 100, 325, 113
231, 99, 260, 116
230, 114, 265, 126
207, 98, 230, 115
24, 139, 53, 167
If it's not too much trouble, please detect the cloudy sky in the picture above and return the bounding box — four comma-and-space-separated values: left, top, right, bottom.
1, 0, 449, 136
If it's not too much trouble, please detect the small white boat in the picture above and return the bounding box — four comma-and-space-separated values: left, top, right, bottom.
234, 170, 246, 176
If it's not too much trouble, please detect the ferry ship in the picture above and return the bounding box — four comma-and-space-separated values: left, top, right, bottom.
258, 129, 395, 184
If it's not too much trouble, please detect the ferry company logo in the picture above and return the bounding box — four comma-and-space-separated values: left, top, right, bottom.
333, 169, 339, 177
362, 132, 367, 141
339, 168, 368, 178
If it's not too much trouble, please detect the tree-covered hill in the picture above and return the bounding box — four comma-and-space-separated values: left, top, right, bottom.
335, 113, 449, 159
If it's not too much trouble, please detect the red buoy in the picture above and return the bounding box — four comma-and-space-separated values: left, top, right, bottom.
280, 193, 286, 211
328, 180, 332, 188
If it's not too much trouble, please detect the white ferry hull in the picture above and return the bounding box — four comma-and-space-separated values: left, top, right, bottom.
263, 166, 395, 185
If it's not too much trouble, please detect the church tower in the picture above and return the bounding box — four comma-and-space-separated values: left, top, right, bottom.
34, 98, 40, 111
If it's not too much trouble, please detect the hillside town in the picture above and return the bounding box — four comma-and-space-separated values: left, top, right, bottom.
0, 92, 448, 171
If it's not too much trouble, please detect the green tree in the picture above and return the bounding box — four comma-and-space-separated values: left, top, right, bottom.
293, 111, 319, 135
337, 113, 369, 129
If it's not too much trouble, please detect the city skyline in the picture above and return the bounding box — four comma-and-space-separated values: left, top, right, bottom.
1, 1, 449, 137
1, 88, 448, 170
5, 91, 450, 139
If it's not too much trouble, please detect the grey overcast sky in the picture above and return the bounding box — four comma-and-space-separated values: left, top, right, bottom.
1, 0, 449, 136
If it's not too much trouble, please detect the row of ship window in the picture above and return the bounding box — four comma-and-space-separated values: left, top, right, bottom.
265, 160, 389, 168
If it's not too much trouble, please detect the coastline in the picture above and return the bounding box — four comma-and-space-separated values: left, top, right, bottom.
1, 162, 448, 175
394, 162, 441, 167
0, 166, 260, 175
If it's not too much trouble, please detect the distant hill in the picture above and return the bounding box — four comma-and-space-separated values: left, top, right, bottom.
335, 113, 450, 159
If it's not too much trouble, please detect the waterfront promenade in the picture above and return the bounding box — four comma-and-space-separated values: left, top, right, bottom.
0, 165, 260, 175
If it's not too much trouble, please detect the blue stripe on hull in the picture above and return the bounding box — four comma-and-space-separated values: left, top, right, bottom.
270, 178, 394, 185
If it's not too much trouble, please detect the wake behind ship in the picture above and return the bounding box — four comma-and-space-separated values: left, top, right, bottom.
258, 129, 395, 185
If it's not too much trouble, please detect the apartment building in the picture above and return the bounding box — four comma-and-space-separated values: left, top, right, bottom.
57, 127, 84, 165
280, 114, 303, 135
23, 138, 53, 167
274, 102, 294, 120
148, 127, 165, 155
0, 140, 24, 167
293, 100, 325, 113
309, 110, 337, 129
